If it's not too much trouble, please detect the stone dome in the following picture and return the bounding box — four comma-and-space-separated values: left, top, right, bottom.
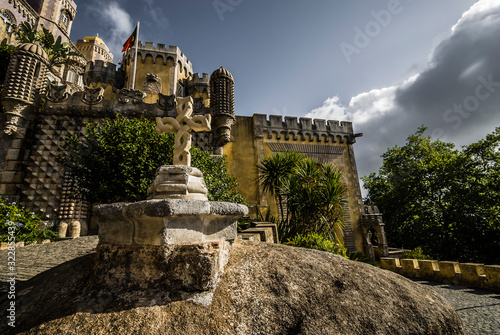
16, 42, 49, 62
211, 66, 234, 81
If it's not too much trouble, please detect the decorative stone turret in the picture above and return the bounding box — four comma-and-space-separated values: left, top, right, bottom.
210, 67, 235, 148
1, 43, 49, 137
0, 43, 50, 201
93, 96, 248, 304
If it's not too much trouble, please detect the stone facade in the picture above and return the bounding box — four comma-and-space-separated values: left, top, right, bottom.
0, 0, 76, 45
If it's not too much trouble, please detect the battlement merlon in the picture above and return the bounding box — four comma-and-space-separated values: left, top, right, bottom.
85, 60, 117, 72
252, 114, 363, 144
84, 60, 124, 88
124, 42, 193, 71
190, 73, 210, 85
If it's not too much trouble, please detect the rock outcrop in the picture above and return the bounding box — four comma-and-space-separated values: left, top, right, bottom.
1, 240, 466, 334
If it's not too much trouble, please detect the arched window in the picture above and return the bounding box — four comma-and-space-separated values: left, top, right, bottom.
59, 10, 72, 30
0, 9, 16, 33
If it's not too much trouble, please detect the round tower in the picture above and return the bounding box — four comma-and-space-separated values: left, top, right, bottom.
1, 43, 49, 137
209, 67, 235, 147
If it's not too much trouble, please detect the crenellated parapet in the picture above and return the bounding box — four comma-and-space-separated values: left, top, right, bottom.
84, 60, 125, 89
125, 42, 193, 73
253, 114, 362, 144
187, 73, 210, 96
381, 258, 500, 292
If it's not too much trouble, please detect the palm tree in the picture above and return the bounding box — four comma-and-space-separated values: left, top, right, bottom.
285, 158, 346, 242
257, 151, 302, 221
258, 152, 347, 243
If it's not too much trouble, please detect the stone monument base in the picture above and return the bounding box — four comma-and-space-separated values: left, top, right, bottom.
95, 199, 247, 245
92, 241, 231, 301
92, 164, 248, 305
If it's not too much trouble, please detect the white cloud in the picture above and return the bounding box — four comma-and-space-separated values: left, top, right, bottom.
305, 0, 500, 195
451, 0, 500, 33
91, 2, 134, 61
308, 97, 346, 120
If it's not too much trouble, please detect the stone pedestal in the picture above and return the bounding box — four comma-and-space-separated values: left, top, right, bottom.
147, 165, 208, 201
95, 199, 247, 245
93, 165, 248, 304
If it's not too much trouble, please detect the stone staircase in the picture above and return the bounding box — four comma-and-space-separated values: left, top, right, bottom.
237, 221, 279, 243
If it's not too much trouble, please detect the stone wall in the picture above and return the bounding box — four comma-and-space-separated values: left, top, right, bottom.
381, 257, 500, 292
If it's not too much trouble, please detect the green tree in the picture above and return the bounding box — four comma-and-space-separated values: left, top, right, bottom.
257, 151, 302, 220
58, 115, 245, 205
362, 126, 500, 264
258, 152, 346, 242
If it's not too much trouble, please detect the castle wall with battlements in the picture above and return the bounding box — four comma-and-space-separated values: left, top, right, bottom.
225, 114, 364, 252
0, 33, 367, 252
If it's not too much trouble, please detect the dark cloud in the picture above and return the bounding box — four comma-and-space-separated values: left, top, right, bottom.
306, 0, 500, 195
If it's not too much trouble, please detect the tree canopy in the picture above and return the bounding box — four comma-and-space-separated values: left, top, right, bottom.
362, 126, 500, 264
58, 115, 245, 205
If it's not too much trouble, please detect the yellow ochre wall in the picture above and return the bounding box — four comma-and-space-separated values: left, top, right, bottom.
225, 115, 365, 251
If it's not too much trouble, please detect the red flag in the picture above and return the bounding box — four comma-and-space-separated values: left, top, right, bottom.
122, 26, 137, 52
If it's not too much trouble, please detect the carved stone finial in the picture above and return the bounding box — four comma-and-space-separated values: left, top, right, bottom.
47, 83, 70, 102
82, 87, 104, 105
155, 96, 211, 166
157, 93, 176, 111
118, 88, 146, 104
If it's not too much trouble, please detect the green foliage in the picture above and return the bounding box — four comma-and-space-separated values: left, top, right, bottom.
255, 206, 278, 224
362, 126, 500, 264
58, 115, 245, 205
0, 198, 58, 243
285, 233, 349, 258
348, 251, 370, 263
13, 22, 83, 66
401, 247, 431, 260
258, 152, 347, 242
191, 148, 245, 204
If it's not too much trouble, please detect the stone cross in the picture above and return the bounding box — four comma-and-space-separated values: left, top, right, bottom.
155, 96, 211, 166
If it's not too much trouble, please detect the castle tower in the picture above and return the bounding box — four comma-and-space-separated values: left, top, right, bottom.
187, 73, 210, 104
122, 42, 193, 102
76, 35, 113, 63
0, 42, 49, 200
27, 0, 77, 41
1, 42, 49, 136
210, 67, 235, 147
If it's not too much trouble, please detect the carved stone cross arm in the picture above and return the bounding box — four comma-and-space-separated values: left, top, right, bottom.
155, 96, 211, 166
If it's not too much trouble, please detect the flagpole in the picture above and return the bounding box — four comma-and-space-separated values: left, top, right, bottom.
130, 21, 140, 90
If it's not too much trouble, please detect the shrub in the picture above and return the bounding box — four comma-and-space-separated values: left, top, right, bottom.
58, 115, 245, 205
285, 232, 348, 258
0, 198, 58, 243
401, 247, 431, 260
258, 152, 346, 242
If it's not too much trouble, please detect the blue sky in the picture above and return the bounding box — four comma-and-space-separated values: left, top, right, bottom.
70, 0, 500, 192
